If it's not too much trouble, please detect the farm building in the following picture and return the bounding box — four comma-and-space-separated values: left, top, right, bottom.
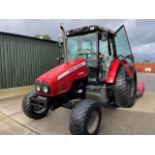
0, 31, 62, 89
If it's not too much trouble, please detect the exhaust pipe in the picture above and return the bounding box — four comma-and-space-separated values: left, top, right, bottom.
60, 23, 68, 63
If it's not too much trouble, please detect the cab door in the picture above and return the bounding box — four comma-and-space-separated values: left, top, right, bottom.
114, 25, 135, 78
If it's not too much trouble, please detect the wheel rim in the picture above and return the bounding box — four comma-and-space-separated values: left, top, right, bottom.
33, 103, 47, 114
87, 110, 100, 134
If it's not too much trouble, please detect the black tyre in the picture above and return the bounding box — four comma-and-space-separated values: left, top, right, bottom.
69, 99, 102, 135
22, 91, 49, 119
114, 66, 136, 108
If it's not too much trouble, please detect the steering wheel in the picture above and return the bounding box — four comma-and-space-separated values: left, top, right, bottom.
77, 50, 97, 67
77, 49, 97, 59
81, 48, 91, 53
77, 49, 92, 55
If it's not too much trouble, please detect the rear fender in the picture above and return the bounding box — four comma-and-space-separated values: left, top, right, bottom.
105, 59, 133, 84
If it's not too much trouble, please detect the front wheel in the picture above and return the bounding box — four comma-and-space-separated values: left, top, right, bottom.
22, 91, 49, 119
69, 99, 102, 135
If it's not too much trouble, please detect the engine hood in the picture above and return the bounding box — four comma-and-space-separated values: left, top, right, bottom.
36, 58, 86, 82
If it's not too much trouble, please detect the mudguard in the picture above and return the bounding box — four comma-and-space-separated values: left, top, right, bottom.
105, 59, 134, 84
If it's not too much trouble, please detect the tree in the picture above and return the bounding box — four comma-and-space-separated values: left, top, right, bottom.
33, 34, 51, 40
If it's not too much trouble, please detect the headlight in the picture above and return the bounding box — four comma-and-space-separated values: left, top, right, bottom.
43, 86, 49, 93
35, 82, 50, 94
35, 84, 41, 92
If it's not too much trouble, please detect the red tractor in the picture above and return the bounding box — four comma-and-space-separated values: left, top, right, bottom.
22, 24, 144, 135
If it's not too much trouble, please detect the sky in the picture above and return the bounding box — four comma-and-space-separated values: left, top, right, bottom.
0, 19, 155, 62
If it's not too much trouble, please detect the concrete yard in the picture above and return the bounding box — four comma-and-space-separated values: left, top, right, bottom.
0, 73, 155, 135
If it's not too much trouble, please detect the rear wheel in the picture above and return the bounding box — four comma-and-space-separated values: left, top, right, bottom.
22, 91, 49, 119
113, 66, 136, 108
69, 99, 102, 135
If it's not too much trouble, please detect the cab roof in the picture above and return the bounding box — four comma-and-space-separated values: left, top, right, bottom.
66, 25, 114, 36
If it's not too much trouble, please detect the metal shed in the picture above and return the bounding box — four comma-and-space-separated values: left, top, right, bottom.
0, 32, 62, 89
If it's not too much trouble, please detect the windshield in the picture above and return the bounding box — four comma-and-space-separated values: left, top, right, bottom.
67, 32, 98, 67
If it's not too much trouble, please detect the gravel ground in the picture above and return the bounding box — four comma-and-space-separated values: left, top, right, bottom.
137, 73, 155, 92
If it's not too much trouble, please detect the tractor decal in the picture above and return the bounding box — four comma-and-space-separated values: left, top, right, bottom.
57, 61, 86, 80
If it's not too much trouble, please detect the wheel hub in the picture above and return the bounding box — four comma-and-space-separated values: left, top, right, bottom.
33, 102, 48, 114
87, 110, 100, 134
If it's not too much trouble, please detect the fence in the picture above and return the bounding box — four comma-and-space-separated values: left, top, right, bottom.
135, 63, 155, 73
0, 32, 63, 89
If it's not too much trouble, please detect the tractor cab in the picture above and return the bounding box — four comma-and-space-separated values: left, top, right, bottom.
66, 25, 114, 84
62, 24, 136, 85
